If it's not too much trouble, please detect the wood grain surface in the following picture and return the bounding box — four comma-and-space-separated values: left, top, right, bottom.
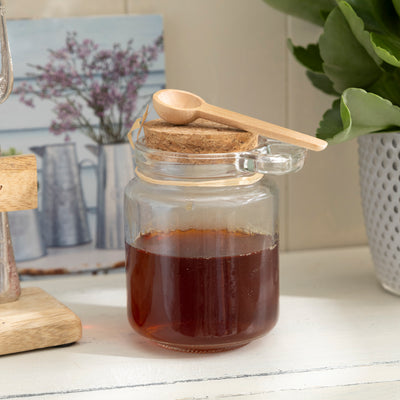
0, 287, 82, 355
0, 154, 38, 212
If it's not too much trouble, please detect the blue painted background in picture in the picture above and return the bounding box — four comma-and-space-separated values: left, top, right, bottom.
2, 15, 165, 275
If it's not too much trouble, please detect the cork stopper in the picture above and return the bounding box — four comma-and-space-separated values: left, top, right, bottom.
143, 118, 258, 154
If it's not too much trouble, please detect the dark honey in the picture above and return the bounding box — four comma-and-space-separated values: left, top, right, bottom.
125, 229, 279, 352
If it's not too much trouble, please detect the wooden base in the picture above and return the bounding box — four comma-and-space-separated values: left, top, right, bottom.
0, 287, 82, 356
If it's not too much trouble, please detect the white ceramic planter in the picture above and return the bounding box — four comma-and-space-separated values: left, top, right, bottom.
358, 133, 400, 295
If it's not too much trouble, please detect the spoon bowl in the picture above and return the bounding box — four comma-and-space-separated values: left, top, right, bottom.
153, 89, 204, 125
152, 89, 328, 151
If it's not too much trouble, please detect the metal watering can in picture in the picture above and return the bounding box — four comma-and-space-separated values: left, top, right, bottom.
8, 209, 47, 261
30, 143, 91, 247
86, 143, 134, 249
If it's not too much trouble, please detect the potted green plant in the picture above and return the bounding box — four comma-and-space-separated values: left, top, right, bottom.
262, 0, 400, 295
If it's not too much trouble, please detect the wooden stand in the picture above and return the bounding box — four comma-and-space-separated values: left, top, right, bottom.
0, 154, 37, 212
0, 154, 82, 355
0, 287, 82, 356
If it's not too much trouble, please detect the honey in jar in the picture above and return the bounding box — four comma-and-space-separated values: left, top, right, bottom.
126, 229, 279, 352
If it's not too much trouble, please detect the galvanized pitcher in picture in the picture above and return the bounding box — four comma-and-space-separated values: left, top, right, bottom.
9, 209, 47, 261
86, 143, 134, 249
30, 143, 91, 247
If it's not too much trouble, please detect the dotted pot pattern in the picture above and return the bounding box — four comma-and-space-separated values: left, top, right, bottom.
358, 133, 400, 295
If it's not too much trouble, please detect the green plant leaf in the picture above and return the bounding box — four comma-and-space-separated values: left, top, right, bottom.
319, 7, 382, 93
287, 39, 338, 95
306, 70, 339, 95
0, 147, 21, 156
345, 0, 400, 34
338, 1, 381, 64
368, 69, 400, 105
287, 40, 323, 72
262, 0, 336, 26
320, 10, 331, 21
317, 88, 400, 143
371, 33, 400, 67
394, 0, 400, 18
316, 99, 343, 140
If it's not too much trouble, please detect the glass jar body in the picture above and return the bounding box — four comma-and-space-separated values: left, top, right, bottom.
124, 161, 279, 352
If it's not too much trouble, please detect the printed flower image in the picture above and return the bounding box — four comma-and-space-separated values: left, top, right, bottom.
15, 32, 163, 144
1, 15, 166, 274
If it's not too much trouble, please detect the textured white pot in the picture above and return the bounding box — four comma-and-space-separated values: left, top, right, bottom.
358, 133, 400, 295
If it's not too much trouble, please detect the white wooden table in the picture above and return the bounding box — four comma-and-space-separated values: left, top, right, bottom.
1, 246, 400, 399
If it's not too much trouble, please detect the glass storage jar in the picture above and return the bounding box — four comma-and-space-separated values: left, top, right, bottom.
125, 135, 306, 352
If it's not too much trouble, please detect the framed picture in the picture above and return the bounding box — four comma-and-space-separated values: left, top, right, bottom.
2, 14, 165, 276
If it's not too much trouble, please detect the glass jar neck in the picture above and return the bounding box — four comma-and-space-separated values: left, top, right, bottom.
134, 139, 256, 183
134, 136, 307, 183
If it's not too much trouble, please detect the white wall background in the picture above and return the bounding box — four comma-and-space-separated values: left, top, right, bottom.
4, 0, 367, 251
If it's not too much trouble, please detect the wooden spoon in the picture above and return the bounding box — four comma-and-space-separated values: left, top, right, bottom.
153, 89, 327, 151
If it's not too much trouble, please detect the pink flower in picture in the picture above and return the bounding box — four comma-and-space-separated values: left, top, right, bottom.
14, 32, 163, 144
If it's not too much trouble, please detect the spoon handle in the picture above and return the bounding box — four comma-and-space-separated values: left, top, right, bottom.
198, 103, 327, 151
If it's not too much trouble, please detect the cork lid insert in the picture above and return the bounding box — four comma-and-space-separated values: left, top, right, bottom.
143, 119, 258, 154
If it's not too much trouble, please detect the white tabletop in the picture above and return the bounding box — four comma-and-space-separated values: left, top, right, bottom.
1, 246, 400, 399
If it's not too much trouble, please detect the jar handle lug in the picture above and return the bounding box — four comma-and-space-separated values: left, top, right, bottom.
236, 140, 307, 175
